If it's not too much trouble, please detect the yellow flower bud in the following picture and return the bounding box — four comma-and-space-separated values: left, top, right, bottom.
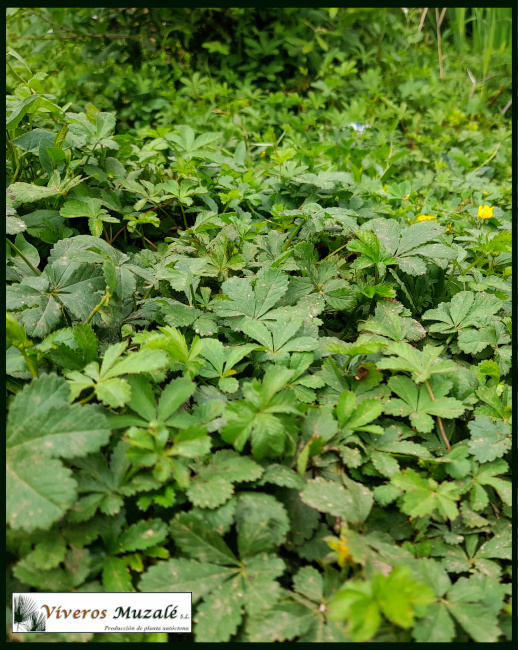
477, 205, 494, 219
417, 214, 437, 222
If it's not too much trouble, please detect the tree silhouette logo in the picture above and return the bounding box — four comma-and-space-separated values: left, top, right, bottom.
12, 595, 46, 632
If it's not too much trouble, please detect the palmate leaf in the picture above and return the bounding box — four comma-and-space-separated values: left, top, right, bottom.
422, 291, 502, 335
60, 197, 118, 237
6, 374, 110, 532
212, 266, 289, 328
221, 366, 300, 459
411, 562, 505, 642
390, 469, 461, 520
467, 417, 511, 463
359, 300, 426, 342
140, 512, 286, 642
199, 339, 260, 392
289, 244, 357, 312
66, 341, 170, 407
384, 375, 465, 433
248, 566, 350, 642
6, 262, 106, 337
328, 565, 434, 641
301, 476, 373, 525
67, 111, 119, 150
69, 442, 131, 522
241, 316, 318, 361
376, 342, 458, 383
187, 451, 263, 509
361, 219, 456, 275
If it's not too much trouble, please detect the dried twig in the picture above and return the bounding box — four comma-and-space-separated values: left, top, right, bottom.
417, 8, 428, 33
435, 8, 446, 81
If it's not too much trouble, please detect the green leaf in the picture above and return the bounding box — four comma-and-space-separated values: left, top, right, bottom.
467, 417, 511, 462
384, 375, 465, 432
117, 519, 168, 553
422, 291, 502, 335
301, 477, 373, 524
359, 300, 426, 342
390, 469, 461, 520
140, 558, 234, 602
170, 513, 239, 566
377, 342, 458, 383
194, 579, 243, 642
187, 450, 263, 509
103, 556, 134, 592
235, 492, 289, 557
213, 266, 289, 327
7, 263, 105, 337
6, 374, 110, 532
363, 219, 456, 276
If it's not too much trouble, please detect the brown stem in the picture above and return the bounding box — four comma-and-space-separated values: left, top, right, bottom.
435, 8, 445, 81
109, 224, 127, 245
424, 379, 451, 452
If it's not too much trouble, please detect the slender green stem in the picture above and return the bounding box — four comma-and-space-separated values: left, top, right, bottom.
7, 60, 30, 87
440, 260, 457, 300
142, 284, 154, 301
179, 203, 188, 230
7, 238, 41, 276
20, 349, 38, 378
282, 219, 305, 252
424, 379, 451, 452
320, 243, 352, 263
86, 292, 110, 324
462, 254, 487, 276
473, 134, 510, 173
79, 390, 96, 405
109, 224, 127, 245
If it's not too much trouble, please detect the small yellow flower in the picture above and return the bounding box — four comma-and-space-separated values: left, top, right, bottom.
327, 533, 352, 567
260, 150, 267, 158
478, 205, 494, 219
417, 214, 437, 222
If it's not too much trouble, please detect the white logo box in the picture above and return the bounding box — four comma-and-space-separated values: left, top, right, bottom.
12, 592, 192, 634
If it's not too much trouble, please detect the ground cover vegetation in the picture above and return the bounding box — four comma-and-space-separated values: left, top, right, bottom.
6, 7, 512, 643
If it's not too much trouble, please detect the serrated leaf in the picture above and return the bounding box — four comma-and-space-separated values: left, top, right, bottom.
170, 513, 239, 565
6, 374, 109, 532
467, 417, 511, 462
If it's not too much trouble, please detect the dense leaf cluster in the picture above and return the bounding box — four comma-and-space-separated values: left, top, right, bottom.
6, 7, 512, 644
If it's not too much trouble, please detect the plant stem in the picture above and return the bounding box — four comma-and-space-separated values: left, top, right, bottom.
472, 134, 510, 173
79, 390, 96, 405
440, 260, 457, 300
86, 292, 110, 324
7, 60, 31, 87
109, 224, 127, 244
20, 349, 38, 378
282, 219, 305, 252
142, 284, 154, 301
462, 254, 486, 276
320, 243, 353, 263
7, 238, 41, 276
179, 203, 188, 230
424, 379, 451, 452
435, 8, 447, 81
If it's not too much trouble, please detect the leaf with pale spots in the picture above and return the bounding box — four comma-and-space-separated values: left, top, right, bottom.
6, 374, 110, 532
301, 476, 373, 525
187, 450, 263, 509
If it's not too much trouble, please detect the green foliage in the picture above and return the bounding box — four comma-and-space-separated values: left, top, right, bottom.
5, 6, 511, 645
